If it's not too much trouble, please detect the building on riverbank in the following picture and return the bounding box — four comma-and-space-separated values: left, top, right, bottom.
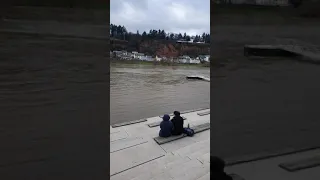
198, 55, 210, 63
111, 50, 209, 64
178, 55, 201, 64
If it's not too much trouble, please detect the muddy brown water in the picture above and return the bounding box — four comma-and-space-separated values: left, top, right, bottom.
110, 64, 210, 125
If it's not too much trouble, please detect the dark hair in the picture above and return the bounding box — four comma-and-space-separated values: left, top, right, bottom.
211, 156, 226, 172
173, 111, 180, 116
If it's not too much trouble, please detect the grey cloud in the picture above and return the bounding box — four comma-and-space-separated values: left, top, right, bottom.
110, 0, 210, 36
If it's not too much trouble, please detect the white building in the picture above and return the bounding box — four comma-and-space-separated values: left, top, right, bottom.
189, 59, 201, 64
133, 53, 145, 60
204, 55, 210, 62
112, 50, 124, 58
178, 55, 190, 63
155, 56, 162, 61
140, 55, 153, 61
178, 55, 201, 64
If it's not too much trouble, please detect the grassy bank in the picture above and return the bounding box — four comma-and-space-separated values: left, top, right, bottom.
110, 59, 209, 68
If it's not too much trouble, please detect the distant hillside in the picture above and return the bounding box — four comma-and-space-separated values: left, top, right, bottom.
111, 39, 210, 58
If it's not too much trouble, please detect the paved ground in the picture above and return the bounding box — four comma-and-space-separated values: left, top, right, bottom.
110, 109, 210, 180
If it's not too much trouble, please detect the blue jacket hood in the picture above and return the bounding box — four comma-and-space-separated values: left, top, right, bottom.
163, 114, 170, 121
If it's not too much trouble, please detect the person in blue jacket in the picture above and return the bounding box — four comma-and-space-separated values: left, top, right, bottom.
159, 114, 173, 137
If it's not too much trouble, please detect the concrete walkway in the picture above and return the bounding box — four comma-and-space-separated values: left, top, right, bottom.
110, 108, 210, 180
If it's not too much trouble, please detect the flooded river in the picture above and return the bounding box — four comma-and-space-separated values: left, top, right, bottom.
110, 64, 210, 125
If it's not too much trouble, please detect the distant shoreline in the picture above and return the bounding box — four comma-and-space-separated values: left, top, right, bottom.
110, 59, 210, 68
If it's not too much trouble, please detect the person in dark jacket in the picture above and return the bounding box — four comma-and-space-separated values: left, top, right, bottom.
171, 111, 184, 135
159, 114, 173, 137
211, 156, 233, 180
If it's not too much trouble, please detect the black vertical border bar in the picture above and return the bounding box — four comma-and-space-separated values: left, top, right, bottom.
107, 0, 111, 178
0, 2, 111, 180
209, 0, 213, 173
210, 0, 215, 162
106, 1, 111, 178
210, 0, 226, 169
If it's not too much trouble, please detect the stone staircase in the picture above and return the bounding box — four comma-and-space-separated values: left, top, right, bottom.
110, 138, 210, 180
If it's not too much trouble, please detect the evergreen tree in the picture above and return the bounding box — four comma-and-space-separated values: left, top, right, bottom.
142, 31, 147, 40
202, 33, 206, 42
169, 33, 174, 40
160, 30, 166, 39
110, 23, 210, 44
186, 35, 191, 41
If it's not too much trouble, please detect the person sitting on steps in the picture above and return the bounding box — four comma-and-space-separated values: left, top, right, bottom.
159, 114, 173, 137
171, 111, 184, 135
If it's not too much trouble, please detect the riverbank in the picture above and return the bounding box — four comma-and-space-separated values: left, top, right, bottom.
110, 59, 210, 68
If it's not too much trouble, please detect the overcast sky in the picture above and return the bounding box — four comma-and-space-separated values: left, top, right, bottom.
110, 0, 210, 36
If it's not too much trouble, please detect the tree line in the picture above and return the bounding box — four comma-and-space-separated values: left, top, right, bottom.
110, 24, 210, 43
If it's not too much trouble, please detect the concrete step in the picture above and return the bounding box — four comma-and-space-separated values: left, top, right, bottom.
110, 126, 120, 134
112, 118, 147, 128
187, 145, 210, 160
131, 156, 191, 180
149, 173, 173, 180
197, 153, 210, 164
173, 138, 210, 157
110, 137, 147, 153
173, 163, 210, 180
110, 130, 128, 142
110, 153, 183, 180
152, 159, 204, 179
196, 172, 210, 180
197, 111, 210, 116
160, 108, 209, 117
110, 142, 165, 176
